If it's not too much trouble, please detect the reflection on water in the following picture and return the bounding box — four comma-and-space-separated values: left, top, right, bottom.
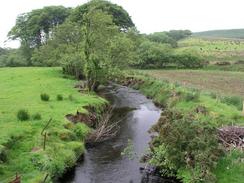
59, 85, 161, 183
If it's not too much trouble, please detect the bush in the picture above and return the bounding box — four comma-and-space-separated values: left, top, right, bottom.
149, 110, 224, 183
56, 94, 63, 101
32, 113, 42, 120
17, 109, 30, 121
174, 52, 205, 68
40, 93, 50, 101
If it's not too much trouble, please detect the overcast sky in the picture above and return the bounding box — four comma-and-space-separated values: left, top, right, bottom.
1, 0, 244, 48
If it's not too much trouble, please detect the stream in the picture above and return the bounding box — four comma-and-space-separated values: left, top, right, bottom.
59, 85, 163, 183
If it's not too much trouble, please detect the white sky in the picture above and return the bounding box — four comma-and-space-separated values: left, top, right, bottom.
1, 0, 244, 48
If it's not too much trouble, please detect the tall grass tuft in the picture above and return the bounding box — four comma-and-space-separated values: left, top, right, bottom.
40, 93, 50, 101
17, 109, 30, 121
56, 94, 63, 101
32, 113, 42, 120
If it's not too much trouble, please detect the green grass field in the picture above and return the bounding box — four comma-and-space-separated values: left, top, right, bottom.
0, 67, 105, 182
178, 37, 244, 63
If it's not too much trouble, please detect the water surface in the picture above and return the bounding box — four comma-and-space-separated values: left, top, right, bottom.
60, 85, 161, 183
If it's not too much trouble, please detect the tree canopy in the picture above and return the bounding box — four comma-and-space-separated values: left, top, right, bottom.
5, 1, 201, 72
8, 6, 71, 47
70, 0, 134, 31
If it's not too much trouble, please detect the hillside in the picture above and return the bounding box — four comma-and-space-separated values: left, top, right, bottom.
193, 29, 244, 39
178, 37, 244, 64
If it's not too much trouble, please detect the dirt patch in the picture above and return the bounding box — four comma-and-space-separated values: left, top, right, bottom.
142, 70, 244, 97
66, 106, 97, 128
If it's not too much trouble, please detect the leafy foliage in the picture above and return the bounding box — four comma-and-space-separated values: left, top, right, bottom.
150, 110, 224, 183
136, 41, 172, 69
147, 30, 192, 48
166, 30, 192, 41
147, 32, 178, 48
173, 50, 205, 68
8, 6, 71, 64
70, 0, 134, 31
8, 6, 70, 47
0, 48, 26, 67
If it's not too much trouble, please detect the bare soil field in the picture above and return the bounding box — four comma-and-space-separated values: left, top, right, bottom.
141, 69, 244, 97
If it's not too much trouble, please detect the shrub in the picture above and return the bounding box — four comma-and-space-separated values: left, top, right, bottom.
32, 113, 42, 120
17, 109, 30, 121
149, 110, 224, 183
56, 94, 63, 101
40, 93, 50, 101
173, 50, 206, 69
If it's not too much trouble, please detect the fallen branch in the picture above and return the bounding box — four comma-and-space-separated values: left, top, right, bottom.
218, 126, 244, 150
86, 106, 122, 143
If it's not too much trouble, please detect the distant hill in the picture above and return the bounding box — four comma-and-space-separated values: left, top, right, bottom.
193, 29, 244, 39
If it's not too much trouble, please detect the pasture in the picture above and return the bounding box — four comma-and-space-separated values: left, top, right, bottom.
141, 69, 244, 98
178, 37, 244, 62
0, 67, 105, 182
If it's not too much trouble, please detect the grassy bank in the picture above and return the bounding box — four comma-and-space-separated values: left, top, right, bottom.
123, 70, 244, 183
0, 67, 105, 182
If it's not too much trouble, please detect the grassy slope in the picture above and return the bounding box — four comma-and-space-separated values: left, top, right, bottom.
178, 37, 244, 62
128, 71, 244, 183
193, 29, 244, 39
0, 67, 105, 182
140, 69, 244, 98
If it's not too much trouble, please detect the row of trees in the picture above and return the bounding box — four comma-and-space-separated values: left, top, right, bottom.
3, 0, 203, 90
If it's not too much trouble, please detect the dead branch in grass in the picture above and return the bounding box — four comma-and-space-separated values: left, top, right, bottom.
218, 126, 244, 150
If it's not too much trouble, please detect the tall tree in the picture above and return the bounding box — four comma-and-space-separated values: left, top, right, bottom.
70, 0, 134, 31
82, 9, 119, 91
31, 21, 85, 78
8, 6, 70, 64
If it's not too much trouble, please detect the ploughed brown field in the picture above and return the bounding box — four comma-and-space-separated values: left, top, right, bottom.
141, 69, 244, 97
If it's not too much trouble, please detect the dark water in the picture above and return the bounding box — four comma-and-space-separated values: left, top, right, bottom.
59, 85, 161, 183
